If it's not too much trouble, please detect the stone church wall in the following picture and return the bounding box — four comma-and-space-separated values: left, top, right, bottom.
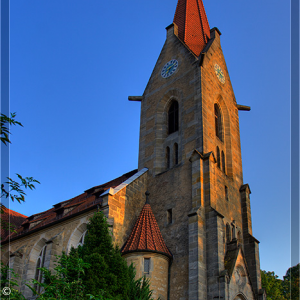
1, 210, 95, 298
124, 252, 170, 300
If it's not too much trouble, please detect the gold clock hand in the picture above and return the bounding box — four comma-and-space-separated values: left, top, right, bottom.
166, 65, 173, 74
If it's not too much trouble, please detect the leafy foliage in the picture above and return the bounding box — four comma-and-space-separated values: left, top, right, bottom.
80, 212, 149, 299
282, 264, 299, 300
0, 114, 156, 299
261, 270, 285, 300
26, 252, 90, 300
261, 264, 300, 300
0, 113, 40, 237
1, 174, 40, 206
25, 212, 157, 300
0, 112, 23, 146
0, 261, 26, 299
127, 264, 155, 300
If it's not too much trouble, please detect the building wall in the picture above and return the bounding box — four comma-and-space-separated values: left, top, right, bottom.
137, 23, 262, 300
124, 252, 170, 300
103, 170, 148, 248
1, 210, 95, 298
1, 170, 148, 299
229, 253, 255, 300
200, 29, 244, 229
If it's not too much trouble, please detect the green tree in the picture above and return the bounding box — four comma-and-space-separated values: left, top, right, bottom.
261, 270, 285, 300
26, 252, 90, 300
282, 264, 299, 300
79, 211, 157, 300
0, 261, 26, 299
0, 113, 40, 233
80, 212, 132, 299
27, 212, 157, 300
127, 263, 155, 300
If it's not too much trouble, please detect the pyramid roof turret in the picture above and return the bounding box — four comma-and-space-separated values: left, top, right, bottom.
121, 194, 172, 259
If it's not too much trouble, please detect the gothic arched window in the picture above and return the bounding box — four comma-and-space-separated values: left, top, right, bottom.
168, 101, 179, 134
166, 147, 170, 169
214, 104, 223, 141
174, 143, 178, 165
216, 147, 220, 169
221, 151, 225, 173
34, 245, 47, 292
77, 230, 87, 247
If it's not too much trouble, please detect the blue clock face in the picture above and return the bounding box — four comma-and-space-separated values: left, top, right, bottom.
161, 59, 178, 78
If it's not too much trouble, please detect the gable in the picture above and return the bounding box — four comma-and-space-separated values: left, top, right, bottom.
143, 24, 198, 99
226, 247, 256, 300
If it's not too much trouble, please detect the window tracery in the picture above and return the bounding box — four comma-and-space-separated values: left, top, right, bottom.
34, 245, 47, 292
77, 230, 87, 247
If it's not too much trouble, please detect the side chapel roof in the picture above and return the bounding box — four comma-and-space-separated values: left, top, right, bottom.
173, 0, 211, 56
0, 208, 28, 241
121, 196, 172, 259
1, 169, 138, 243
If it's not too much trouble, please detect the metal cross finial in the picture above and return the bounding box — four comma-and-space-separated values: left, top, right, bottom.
145, 191, 150, 204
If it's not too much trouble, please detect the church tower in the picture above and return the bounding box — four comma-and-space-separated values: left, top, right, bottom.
130, 0, 265, 299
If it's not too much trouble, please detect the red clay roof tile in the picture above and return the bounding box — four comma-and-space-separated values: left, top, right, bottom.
173, 0, 210, 56
121, 203, 172, 259
2, 169, 138, 243
0, 208, 28, 241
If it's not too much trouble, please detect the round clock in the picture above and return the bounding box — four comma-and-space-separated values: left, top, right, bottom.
214, 63, 225, 84
161, 59, 178, 78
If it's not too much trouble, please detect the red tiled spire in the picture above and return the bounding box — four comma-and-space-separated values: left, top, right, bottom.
121, 202, 172, 258
173, 0, 211, 56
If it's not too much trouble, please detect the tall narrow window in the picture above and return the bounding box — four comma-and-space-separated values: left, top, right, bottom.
174, 143, 178, 165
144, 258, 150, 274
214, 104, 223, 141
225, 185, 228, 201
221, 151, 226, 173
34, 245, 47, 292
168, 101, 179, 134
167, 209, 172, 224
226, 223, 231, 243
166, 147, 170, 169
216, 147, 220, 169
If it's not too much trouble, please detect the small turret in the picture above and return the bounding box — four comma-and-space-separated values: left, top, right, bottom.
121, 191, 172, 300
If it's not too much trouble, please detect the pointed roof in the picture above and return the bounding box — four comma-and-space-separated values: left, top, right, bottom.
121, 202, 172, 259
173, 0, 211, 56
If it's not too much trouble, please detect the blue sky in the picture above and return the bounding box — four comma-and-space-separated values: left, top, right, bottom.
8, 0, 290, 278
